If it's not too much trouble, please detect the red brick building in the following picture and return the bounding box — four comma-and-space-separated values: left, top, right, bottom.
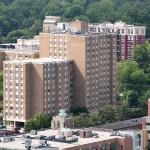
89, 21, 146, 61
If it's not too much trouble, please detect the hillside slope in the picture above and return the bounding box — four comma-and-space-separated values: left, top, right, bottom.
0, 0, 150, 43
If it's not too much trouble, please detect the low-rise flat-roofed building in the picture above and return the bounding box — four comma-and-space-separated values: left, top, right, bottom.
3, 58, 73, 128
0, 128, 147, 150
0, 36, 40, 51
16, 35, 39, 50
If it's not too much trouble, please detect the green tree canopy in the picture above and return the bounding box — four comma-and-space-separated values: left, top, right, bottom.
133, 44, 150, 72
25, 113, 50, 132
0, 0, 150, 43
118, 44, 150, 114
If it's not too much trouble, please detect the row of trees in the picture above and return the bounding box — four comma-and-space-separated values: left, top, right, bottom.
0, 0, 150, 43
25, 103, 143, 130
73, 103, 142, 128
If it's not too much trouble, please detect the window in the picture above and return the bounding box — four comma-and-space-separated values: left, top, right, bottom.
110, 143, 117, 150
128, 29, 130, 34
135, 134, 141, 147
57, 121, 60, 128
101, 144, 106, 150
10, 107, 13, 110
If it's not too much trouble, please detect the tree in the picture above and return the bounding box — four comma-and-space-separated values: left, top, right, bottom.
28, 19, 42, 37
118, 61, 139, 84
140, 90, 150, 115
1, 0, 150, 43
71, 106, 89, 116
73, 103, 142, 128
4, 29, 29, 43
133, 44, 150, 72
127, 90, 139, 106
73, 113, 94, 128
25, 113, 50, 132
117, 60, 141, 93
0, 0, 14, 5
118, 44, 150, 115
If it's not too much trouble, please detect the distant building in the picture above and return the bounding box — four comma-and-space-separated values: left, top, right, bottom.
70, 19, 88, 33
57, 22, 70, 32
89, 21, 146, 61
0, 35, 40, 51
0, 36, 40, 70
43, 16, 61, 33
43, 16, 88, 34
16, 35, 39, 50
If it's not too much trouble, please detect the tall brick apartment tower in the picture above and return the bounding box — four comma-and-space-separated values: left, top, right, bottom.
89, 21, 146, 61
3, 58, 72, 127
40, 19, 116, 111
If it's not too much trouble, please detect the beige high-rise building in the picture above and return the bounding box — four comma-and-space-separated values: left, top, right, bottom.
40, 31, 116, 110
3, 58, 73, 127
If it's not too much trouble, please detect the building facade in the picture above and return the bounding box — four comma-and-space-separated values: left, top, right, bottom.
0, 50, 39, 70
43, 16, 61, 33
64, 130, 146, 150
42, 18, 146, 61
142, 99, 150, 148
0, 36, 40, 70
3, 58, 73, 127
51, 110, 73, 129
89, 21, 146, 61
0, 128, 148, 150
2, 18, 117, 127
16, 35, 39, 50
40, 30, 116, 111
